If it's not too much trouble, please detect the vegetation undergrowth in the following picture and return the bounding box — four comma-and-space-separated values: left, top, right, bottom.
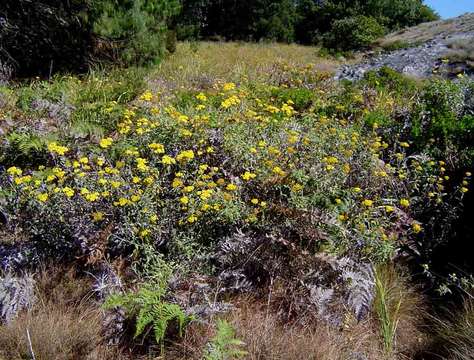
0, 42, 473, 359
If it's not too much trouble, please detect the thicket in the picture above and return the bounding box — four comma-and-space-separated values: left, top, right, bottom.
177, 0, 438, 49
0, 0, 180, 77
0, 0, 438, 79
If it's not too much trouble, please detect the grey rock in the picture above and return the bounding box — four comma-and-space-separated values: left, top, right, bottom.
0, 272, 36, 323
336, 32, 474, 81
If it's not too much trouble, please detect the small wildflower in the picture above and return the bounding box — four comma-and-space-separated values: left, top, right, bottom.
37, 193, 49, 203
241, 171, 256, 181
362, 199, 373, 207
412, 222, 422, 233
226, 183, 238, 191
400, 199, 410, 208
92, 212, 104, 222
162, 155, 176, 165
99, 137, 113, 149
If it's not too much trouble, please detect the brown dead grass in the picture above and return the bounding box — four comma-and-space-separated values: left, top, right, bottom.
0, 266, 128, 360
0, 264, 429, 360
166, 297, 386, 360
446, 39, 474, 68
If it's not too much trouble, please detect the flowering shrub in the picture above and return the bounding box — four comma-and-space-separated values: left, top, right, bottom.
2, 72, 469, 270
0, 46, 472, 349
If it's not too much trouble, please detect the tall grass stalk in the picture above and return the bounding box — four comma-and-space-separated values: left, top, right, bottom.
374, 266, 403, 354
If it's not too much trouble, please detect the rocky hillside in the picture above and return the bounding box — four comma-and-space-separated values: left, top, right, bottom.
337, 13, 474, 81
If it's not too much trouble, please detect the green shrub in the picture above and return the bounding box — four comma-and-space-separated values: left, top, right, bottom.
363, 66, 419, 96
90, 0, 181, 66
412, 80, 474, 153
324, 15, 385, 51
270, 87, 314, 111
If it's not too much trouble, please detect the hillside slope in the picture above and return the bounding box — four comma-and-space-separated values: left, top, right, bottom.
337, 13, 474, 81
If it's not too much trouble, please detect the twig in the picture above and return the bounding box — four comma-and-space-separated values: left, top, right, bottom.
26, 328, 36, 360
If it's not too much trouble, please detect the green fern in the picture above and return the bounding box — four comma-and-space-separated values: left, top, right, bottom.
6, 131, 50, 156
204, 320, 247, 360
68, 119, 105, 139
104, 283, 191, 349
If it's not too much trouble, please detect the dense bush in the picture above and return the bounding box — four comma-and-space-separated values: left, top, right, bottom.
90, 0, 181, 65
0, 0, 91, 77
0, 0, 180, 77
324, 15, 385, 50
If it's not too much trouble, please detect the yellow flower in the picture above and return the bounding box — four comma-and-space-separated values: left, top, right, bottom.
148, 143, 165, 154
184, 185, 195, 193
461, 187, 469, 193
79, 157, 88, 164
136, 157, 149, 172
176, 150, 195, 162
172, 178, 183, 188
180, 196, 189, 205
385, 205, 394, 213
131, 195, 141, 202
223, 82, 236, 91
115, 197, 129, 207
339, 214, 348, 221
251, 198, 259, 205
111, 181, 121, 189
220, 95, 240, 109
362, 199, 373, 207
200, 189, 213, 200
99, 137, 113, 149
47, 142, 69, 156
400, 199, 410, 208
196, 93, 207, 102
241, 171, 256, 181
139, 90, 153, 101
7, 166, 23, 176
400, 142, 410, 148
62, 187, 75, 198
353, 187, 361, 193
187, 214, 198, 223
226, 183, 238, 191
272, 166, 286, 176
162, 155, 176, 165
85, 192, 100, 202
140, 229, 151, 238
92, 212, 104, 222
37, 193, 49, 203
412, 222, 422, 233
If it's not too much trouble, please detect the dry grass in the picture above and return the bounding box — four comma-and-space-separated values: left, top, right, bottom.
374, 265, 428, 359
149, 41, 341, 94
0, 267, 128, 360
379, 13, 474, 48
228, 300, 383, 360
429, 295, 474, 360
446, 39, 474, 68
0, 301, 103, 360
167, 297, 386, 360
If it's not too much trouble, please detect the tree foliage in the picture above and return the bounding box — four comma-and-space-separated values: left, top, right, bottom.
175, 0, 439, 48
0, 0, 180, 77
